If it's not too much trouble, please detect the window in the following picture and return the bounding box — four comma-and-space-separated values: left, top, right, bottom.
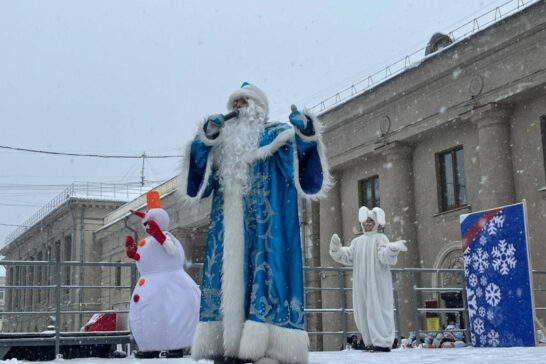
438, 147, 467, 211
358, 176, 380, 208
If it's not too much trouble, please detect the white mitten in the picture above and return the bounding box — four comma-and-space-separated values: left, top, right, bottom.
389, 240, 408, 253
330, 234, 341, 253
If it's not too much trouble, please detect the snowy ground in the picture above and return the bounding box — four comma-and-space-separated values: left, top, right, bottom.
3, 346, 546, 364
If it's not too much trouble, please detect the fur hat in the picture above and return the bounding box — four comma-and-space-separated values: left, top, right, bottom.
227, 82, 269, 117
358, 206, 386, 226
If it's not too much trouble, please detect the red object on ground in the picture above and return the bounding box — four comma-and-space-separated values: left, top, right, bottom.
82, 313, 117, 332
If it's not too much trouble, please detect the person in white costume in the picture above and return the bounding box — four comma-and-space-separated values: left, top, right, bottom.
329, 206, 407, 352
125, 191, 201, 358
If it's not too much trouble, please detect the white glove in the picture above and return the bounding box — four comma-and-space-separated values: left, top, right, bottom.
389, 240, 408, 253
330, 234, 341, 253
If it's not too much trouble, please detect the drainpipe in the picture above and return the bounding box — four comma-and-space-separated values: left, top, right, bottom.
78, 205, 85, 330
68, 200, 77, 331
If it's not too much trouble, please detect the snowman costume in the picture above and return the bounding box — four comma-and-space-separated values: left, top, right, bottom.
329, 207, 407, 349
126, 191, 201, 352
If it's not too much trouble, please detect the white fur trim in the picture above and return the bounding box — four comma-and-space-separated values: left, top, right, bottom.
178, 139, 214, 204
265, 324, 308, 364
238, 320, 270, 360
292, 110, 333, 201
220, 181, 246, 356
190, 321, 224, 361
245, 128, 295, 164
197, 118, 223, 147
237, 322, 309, 364
227, 84, 269, 118
162, 235, 177, 255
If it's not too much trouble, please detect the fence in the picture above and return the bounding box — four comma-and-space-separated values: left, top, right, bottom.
0, 260, 544, 358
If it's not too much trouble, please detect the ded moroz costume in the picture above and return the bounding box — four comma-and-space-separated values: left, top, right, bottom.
179, 83, 331, 364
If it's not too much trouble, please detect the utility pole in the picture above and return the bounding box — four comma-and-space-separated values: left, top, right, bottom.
140, 152, 146, 187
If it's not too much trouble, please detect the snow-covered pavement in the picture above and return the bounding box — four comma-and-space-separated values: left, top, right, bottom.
3, 346, 546, 364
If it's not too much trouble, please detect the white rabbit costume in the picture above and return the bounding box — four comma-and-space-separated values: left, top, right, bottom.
128, 191, 201, 351
329, 207, 407, 349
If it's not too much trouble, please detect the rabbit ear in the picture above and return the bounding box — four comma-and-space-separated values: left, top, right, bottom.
358, 206, 370, 223
372, 207, 386, 226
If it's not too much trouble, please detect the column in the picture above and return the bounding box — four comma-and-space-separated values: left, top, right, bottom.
318, 172, 344, 351
472, 103, 515, 209
380, 141, 419, 339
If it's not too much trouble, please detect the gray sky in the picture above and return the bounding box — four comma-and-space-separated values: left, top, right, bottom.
0, 0, 520, 249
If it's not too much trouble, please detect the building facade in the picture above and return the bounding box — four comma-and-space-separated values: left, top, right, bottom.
317, 0, 546, 350
1, 0, 545, 351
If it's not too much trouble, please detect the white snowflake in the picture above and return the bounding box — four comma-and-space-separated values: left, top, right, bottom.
487, 309, 494, 321
485, 215, 505, 236
480, 275, 488, 286
476, 286, 483, 297
471, 334, 477, 346
491, 239, 517, 275
469, 273, 478, 287
467, 287, 478, 318
479, 235, 488, 246
491, 215, 505, 229
486, 222, 498, 235
464, 251, 471, 275
472, 248, 489, 273
485, 283, 501, 306
478, 306, 486, 317
487, 329, 500, 346
480, 334, 487, 345
473, 317, 485, 334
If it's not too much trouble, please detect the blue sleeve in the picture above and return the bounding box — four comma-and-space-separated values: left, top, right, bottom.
185, 136, 215, 199
294, 134, 324, 195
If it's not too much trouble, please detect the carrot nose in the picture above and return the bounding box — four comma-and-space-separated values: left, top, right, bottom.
130, 209, 146, 218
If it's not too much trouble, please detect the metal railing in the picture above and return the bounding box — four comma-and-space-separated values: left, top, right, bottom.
0, 260, 544, 356
307, 0, 539, 114
0, 260, 137, 359
4, 182, 152, 246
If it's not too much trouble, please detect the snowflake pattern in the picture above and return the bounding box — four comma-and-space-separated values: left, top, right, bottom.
476, 286, 483, 298
487, 309, 494, 321
463, 251, 471, 276
479, 235, 488, 246
491, 239, 517, 275
473, 318, 485, 335
487, 329, 500, 346
466, 287, 478, 318
472, 248, 489, 273
469, 273, 478, 287
485, 283, 501, 306
480, 275, 488, 287
485, 215, 504, 236
478, 306, 486, 317
480, 334, 487, 344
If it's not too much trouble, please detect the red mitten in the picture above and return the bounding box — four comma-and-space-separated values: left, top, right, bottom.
125, 235, 138, 259
146, 220, 166, 244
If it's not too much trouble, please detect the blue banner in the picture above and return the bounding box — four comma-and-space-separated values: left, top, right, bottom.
460, 202, 535, 347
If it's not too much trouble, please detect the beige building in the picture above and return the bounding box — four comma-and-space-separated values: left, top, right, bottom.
318, 0, 546, 350
1, 0, 545, 351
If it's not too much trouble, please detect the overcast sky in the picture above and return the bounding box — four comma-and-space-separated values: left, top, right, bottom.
0, 0, 528, 252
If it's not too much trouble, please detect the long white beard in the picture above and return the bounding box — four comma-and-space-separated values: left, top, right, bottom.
213, 99, 266, 194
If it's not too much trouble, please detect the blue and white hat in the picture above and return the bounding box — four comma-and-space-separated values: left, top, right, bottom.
227, 82, 269, 117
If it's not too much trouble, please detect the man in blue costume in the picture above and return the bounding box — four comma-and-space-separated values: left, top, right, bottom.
179, 83, 331, 364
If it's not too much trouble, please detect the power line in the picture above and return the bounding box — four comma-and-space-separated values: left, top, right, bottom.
0, 145, 182, 159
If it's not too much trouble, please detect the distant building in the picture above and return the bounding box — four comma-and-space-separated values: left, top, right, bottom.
1, 1, 545, 351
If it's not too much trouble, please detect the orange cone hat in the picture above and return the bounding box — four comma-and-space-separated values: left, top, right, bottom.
146, 191, 161, 210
